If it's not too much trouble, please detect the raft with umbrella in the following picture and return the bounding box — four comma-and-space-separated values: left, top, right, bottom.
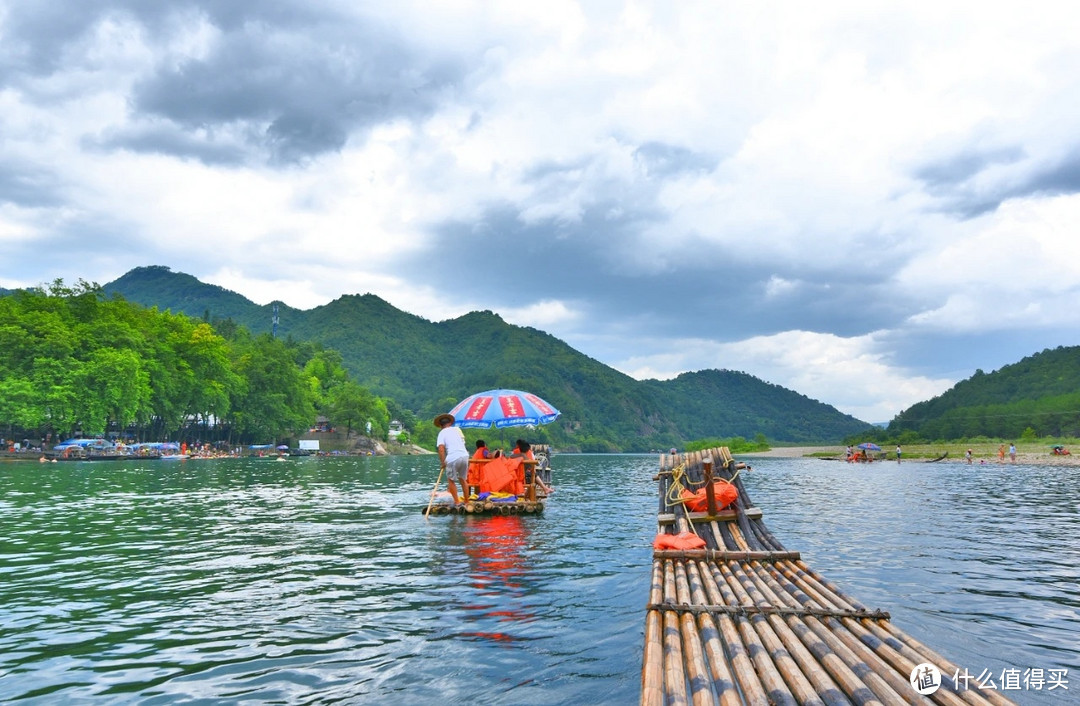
642, 447, 1013, 705
424, 389, 558, 517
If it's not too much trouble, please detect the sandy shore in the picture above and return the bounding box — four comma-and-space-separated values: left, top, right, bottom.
740, 445, 1080, 466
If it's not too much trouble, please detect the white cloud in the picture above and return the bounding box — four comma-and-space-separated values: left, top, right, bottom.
618, 329, 954, 423
4, 1, 1080, 422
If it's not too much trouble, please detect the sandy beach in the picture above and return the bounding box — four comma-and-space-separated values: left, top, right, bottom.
741, 445, 1080, 466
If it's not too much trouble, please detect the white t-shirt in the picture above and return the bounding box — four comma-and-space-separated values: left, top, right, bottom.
437, 425, 468, 463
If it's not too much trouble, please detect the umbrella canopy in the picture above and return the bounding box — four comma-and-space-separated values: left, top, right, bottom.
448, 389, 561, 429
857, 442, 882, 451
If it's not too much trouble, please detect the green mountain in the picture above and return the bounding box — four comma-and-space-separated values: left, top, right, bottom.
889, 346, 1080, 439
105, 265, 875, 450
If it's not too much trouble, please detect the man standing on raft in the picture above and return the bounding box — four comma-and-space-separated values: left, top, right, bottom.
435, 413, 470, 506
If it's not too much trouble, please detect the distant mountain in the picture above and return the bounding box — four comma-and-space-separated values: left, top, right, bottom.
889, 346, 1080, 439
105, 265, 876, 450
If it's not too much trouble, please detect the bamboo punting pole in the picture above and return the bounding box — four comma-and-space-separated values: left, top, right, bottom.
424, 464, 446, 519
642, 561, 666, 706
707, 520, 727, 550
673, 561, 719, 706
662, 559, 690, 706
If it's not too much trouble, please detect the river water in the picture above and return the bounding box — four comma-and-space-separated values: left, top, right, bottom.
0, 454, 1076, 704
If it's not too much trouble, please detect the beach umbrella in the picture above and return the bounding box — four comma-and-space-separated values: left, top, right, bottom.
857, 442, 882, 452
447, 388, 561, 429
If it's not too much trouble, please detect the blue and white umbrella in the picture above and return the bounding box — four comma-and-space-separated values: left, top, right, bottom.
448, 389, 561, 429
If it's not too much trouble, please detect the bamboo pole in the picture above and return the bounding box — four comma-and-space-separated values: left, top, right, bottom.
846, 618, 1002, 706
695, 558, 770, 704
674, 560, 719, 706
424, 464, 446, 519
742, 559, 908, 706
654, 549, 802, 561
709, 560, 798, 705
642, 560, 666, 706
684, 559, 744, 706
662, 559, 690, 705
873, 623, 1012, 706
719, 560, 827, 706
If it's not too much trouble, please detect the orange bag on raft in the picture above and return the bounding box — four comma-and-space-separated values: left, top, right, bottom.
653, 532, 706, 550
680, 482, 738, 513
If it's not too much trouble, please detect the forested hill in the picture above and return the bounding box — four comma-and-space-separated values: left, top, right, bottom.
105, 265, 875, 450
889, 346, 1080, 439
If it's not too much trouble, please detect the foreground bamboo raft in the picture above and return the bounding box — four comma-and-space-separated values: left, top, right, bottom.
642, 448, 1014, 706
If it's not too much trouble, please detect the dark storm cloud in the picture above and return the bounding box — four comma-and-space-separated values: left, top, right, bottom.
411, 202, 910, 343
129, 8, 464, 163
1, 1, 466, 164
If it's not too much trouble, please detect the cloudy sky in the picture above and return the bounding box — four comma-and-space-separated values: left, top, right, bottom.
3, 1, 1080, 423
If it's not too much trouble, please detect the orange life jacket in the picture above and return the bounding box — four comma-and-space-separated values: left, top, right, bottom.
468, 447, 489, 485
477, 456, 525, 496
653, 531, 706, 550
680, 482, 738, 513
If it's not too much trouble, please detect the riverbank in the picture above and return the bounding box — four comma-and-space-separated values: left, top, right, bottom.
743, 444, 1080, 466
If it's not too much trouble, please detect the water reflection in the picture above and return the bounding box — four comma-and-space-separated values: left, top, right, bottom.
458, 515, 537, 642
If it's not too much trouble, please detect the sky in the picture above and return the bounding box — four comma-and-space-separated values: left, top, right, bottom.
3, 1, 1080, 423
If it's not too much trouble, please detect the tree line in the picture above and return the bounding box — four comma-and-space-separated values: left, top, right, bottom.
886, 347, 1080, 441
0, 281, 394, 446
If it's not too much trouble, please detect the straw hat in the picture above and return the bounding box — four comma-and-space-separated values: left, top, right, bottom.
433, 413, 455, 427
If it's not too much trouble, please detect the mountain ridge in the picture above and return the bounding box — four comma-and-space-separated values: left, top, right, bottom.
103, 265, 876, 450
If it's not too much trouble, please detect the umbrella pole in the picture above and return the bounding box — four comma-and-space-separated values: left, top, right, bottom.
424, 465, 446, 520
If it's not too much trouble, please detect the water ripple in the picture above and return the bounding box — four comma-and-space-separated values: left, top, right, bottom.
1, 455, 1076, 703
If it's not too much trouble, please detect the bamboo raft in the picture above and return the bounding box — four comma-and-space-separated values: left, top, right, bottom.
425, 499, 545, 516
642, 447, 1014, 706
423, 455, 548, 516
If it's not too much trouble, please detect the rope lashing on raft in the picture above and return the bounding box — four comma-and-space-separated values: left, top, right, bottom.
646, 602, 891, 621
663, 462, 741, 532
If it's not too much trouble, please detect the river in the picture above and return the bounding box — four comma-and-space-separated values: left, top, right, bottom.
0, 454, 1076, 704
